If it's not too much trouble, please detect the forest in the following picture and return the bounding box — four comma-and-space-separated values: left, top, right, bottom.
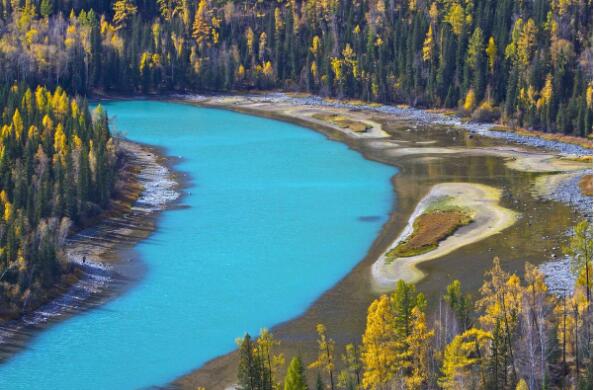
0, 0, 592, 136
0, 84, 116, 317
0, 0, 591, 388
235, 222, 593, 390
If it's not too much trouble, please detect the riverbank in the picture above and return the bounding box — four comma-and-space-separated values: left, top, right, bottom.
172, 92, 591, 390
0, 140, 180, 362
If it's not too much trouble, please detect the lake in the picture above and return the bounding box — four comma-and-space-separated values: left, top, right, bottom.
0, 100, 396, 389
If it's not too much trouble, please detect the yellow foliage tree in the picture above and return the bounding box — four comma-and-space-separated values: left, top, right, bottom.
330, 57, 343, 85
439, 328, 491, 390
309, 323, 336, 390
192, 0, 210, 47
405, 306, 434, 390
361, 295, 399, 389
113, 0, 137, 30
274, 7, 283, 32
422, 25, 434, 62
310, 35, 321, 56
463, 89, 476, 112
486, 36, 497, 73
12, 109, 23, 141
445, 4, 464, 36
516, 378, 529, 390
245, 27, 254, 56
429, 2, 439, 23
537, 74, 553, 108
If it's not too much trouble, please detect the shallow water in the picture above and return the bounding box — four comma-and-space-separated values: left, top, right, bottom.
0, 101, 396, 389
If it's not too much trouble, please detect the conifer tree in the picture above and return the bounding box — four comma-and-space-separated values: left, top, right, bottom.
284, 357, 308, 390
238, 334, 259, 390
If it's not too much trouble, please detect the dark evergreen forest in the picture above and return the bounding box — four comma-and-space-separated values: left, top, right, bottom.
0, 0, 592, 136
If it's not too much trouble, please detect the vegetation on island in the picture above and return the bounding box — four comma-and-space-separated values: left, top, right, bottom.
236, 220, 593, 390
312, 113, 372, 133
388, 197, 473, 259
0, 84, 116, 318
0, 0, 591, 137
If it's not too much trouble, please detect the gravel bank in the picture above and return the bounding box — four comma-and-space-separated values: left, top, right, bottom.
178, 93, 591, 156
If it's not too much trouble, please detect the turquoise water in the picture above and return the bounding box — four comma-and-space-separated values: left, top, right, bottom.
0, 101, 396, 389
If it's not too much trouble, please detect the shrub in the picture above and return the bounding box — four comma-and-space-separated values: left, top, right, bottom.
471, 100, 501, 123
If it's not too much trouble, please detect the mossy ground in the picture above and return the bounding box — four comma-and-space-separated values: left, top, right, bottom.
387, 196, 473, 259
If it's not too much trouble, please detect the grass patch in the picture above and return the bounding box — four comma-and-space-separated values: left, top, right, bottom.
312, 113, 371, 133
579, 174, 592, 197
387, 196, 473, 259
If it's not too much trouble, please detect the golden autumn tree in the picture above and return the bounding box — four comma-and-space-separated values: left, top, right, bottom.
439, 328, 491, 389
192, 0, 210, 48
422, 25, 434, 62
404, 306, 434, 390
515, 378, 529, 390
476, 258, 523, 387
361, 294, 399, 389
309, 323, 336, 390
486, 36, 497, 73
445, 3, 465, 36
112, 0, 137, 30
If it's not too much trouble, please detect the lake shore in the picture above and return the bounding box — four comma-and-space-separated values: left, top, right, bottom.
2, 93, 588, 388
171, 92, 591, 389
0, 140, 181, 363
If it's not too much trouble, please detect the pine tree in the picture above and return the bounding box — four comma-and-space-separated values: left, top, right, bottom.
39, 0, 52, 18
315, 373, 324, 390
238, 334, 259, 390
284, 357, 308, 390
444, 280, 472, 331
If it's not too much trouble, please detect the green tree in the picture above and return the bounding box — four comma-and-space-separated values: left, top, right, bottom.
284, 357, 308, 390
238, 334, 259, 390
444, 280, 473, 331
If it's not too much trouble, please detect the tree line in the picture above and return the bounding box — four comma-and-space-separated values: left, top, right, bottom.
0, 84, 117, 317
0, 0, 591, 136
235, 221, 592, 390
